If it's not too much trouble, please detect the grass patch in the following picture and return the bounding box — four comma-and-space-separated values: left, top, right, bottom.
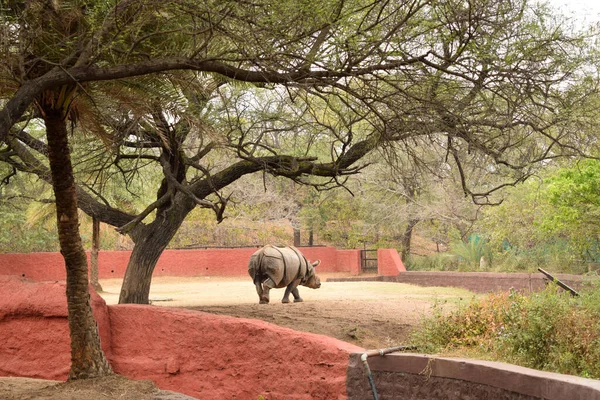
410, 279, 600, 379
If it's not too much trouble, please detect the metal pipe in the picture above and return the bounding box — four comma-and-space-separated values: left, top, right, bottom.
538, 268, 580, 297
361, 352, 379, 400
360, 345, 417, 400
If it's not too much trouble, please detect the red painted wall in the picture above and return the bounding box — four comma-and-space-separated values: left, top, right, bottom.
0, 277, 362, 399
0, 277, 112, 380
0, 252, 66, 281
0, 246, 362, 281
377, 249, 406, 276
337, 250, 362, 275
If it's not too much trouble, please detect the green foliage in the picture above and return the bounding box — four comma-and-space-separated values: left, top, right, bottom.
449, 235, 493, 270
411, 282, 600, 378
542, 160, 600, 255
407, 236, 493, 272
478, 162, 600, 274
405, 253, 458, 271
491, 243, 592, 274
0, 201, 59, 253
0, 173, 60, 252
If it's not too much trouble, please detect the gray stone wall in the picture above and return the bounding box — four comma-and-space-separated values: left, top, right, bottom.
346, 353, 600, 400
329, 271, 591, 294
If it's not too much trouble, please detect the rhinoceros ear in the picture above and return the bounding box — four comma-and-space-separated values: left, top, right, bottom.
312, 260, 321, 268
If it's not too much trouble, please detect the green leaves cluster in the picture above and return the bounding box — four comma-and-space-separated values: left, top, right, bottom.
544, 160, 600, 234
449, 235, 493, 270
478, 160, 600, 273
0, 201, 59, 253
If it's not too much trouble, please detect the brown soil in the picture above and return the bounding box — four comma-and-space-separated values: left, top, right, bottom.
0, 375, 193, 400
102, 274, 475, 350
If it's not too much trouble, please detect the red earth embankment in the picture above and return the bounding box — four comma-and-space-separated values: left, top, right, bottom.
0, 276, 362, 399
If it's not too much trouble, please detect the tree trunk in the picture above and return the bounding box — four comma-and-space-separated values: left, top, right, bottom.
400, 218, 419, 262
44, 107, 112, 379
90, 217, 103, 292
119, 197, 193, 304
293, 227, 301, 247
118, 237, 164, 304
308, 229, 314, 246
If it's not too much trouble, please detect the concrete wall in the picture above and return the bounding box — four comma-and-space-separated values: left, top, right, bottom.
337, 250, 362, 275
0, 276, 361, 399
346, 353, 600, 400
0, 277, 112, 380
377, 248, 406, 276
329, 271, 590, 294
0, 246, 363, 281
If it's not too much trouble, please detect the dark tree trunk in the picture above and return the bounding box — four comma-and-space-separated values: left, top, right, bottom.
308, 229, 314, 246
293, 227, 301, 247
119, 196, 194, 304
118, 235, 165, 304
401, 218, 420, 262
43, 105, 112, 379
90, 217, 102, 292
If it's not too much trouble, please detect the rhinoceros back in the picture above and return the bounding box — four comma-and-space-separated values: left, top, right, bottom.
250, 245, 309, 288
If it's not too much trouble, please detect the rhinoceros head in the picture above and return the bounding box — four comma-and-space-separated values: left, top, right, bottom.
303, 260, 321, 289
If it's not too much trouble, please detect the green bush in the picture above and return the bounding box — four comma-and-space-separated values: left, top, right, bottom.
410, 280, 600, 378
405, 253, 458, 271
489, 242, 594, 274
450, 235, 493, 270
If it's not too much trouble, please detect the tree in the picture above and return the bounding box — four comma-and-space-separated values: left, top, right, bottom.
479, 159, 600, 272
358, 151, 481, 260
90, 217, 103, 292
0, 0, 116, 379
40, 85, 113, 378
2, 0, 599, 308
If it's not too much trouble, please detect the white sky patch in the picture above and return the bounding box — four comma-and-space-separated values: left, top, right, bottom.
546, 0, 600, 26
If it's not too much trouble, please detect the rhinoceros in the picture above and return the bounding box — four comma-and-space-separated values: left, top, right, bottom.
248, 245, 321, 304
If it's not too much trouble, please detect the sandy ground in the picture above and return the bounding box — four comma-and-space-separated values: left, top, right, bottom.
100, 273, 476, 349
0, 376, 194, 400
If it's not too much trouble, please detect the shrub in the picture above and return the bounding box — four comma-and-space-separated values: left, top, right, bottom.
405, 253, 458, 271
410, 280, 600, 378
450, 235, 493, 270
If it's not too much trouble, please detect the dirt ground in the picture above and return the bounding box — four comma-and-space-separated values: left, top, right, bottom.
0, 375, 194, 400
1, 274, 475, 399
101, 273, 475, 349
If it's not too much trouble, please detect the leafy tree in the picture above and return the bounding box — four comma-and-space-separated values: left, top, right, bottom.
480, 159, 600, 272
544, 160, 600, 244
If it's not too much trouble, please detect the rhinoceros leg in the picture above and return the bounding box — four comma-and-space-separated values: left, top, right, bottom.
282, 279, 302, 303
260, 277, 277, 304
254, 279, 267, 304
292, 287, 303, 303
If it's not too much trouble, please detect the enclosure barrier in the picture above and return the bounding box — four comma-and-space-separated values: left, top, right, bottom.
346, 352, 600, 400
0, 276, 359, 399
328, 270, 591, 294
1, 277, 599, 399
360, 345, 418, 400
0, 247, 405, 281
